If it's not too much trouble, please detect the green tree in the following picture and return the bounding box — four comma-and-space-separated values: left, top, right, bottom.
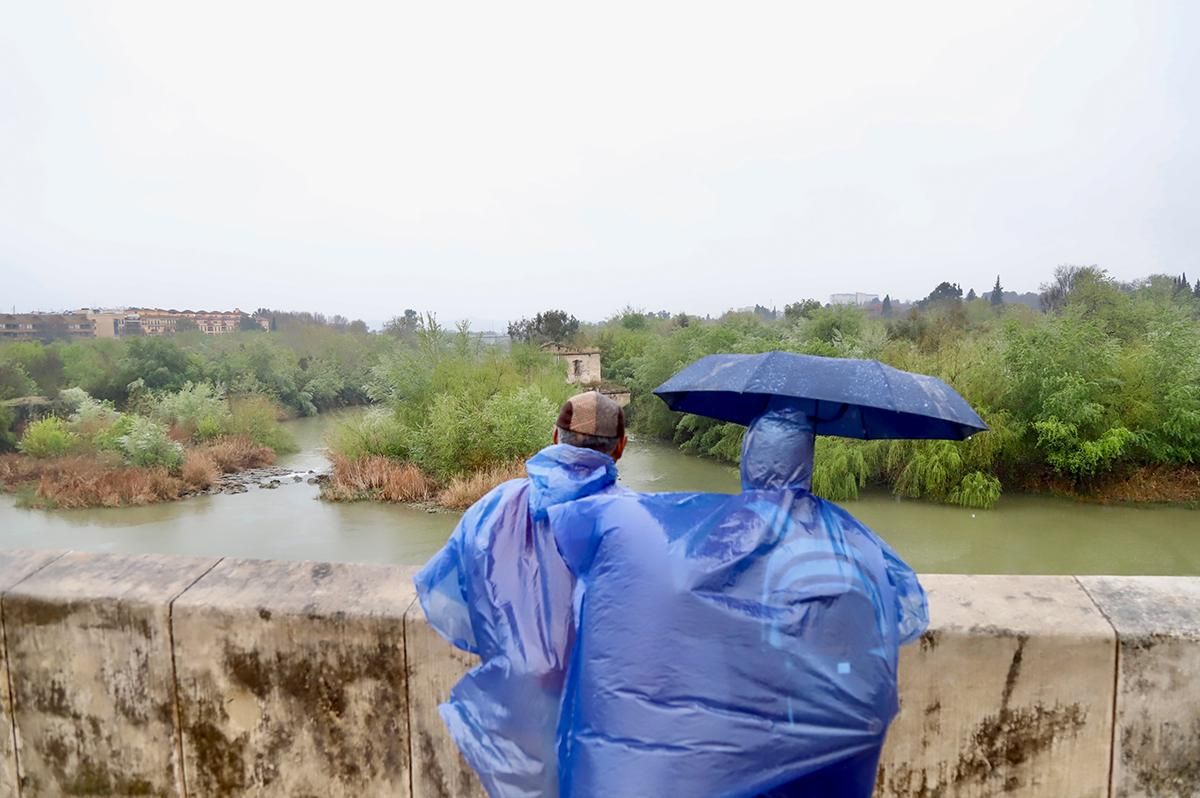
918, 282, 963, 308
508, 310, 581, 343
0, 361, 37, 400
118, 337, 201, 393
966, 288, 978, 302
784, 299, 822, 322
990, 275, 1004, 306
881, 295, 893, 318
384, 310, 422, 340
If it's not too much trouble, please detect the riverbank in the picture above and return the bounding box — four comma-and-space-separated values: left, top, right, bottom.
0, 436, 280, 509
320, 454, 526, 510
1005, 463, 1200, 507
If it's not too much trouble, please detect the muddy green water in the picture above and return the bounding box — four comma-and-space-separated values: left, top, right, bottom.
1, 413, 1197, 574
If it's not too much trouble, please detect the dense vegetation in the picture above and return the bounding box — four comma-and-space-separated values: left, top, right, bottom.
0, 314, 387, 419
588, 268, 1200, 508
324, 316, 573, 507
0, 384, 292, 508
5, 268, 1198, 510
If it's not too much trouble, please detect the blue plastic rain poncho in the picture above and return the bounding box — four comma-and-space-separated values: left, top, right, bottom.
414, 444, 629, 798
548, 407, 928, 798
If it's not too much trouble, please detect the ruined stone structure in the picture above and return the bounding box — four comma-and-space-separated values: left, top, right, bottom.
542, 343, 632, 407
0, 549, 1194, 797
542, 343, 603, 386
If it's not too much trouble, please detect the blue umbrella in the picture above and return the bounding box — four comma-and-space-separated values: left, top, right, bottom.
654, 351, 987, 440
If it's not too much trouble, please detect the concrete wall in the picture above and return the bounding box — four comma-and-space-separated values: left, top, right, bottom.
0, 550, 1193, 797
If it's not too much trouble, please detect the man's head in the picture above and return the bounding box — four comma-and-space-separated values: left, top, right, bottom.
553, 391, 628, 461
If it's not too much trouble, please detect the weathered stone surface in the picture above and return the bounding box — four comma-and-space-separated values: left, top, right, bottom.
0, 550, 65, 798
171, 558, 416, 796
875, 575, 1115, 798
1079, 575, 1200, 798
404, 600, 484, 798
3, 551, 219, 797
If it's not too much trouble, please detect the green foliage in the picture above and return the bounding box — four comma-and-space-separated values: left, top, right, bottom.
91, 414, 135, 453
811, 438, 870, 501
327, 408, 412, 460
224, 396, 297, 454
0, 360, 37, 400
19, 417, 77, 458
950, 471, 1003, 509
117, 416, 184, 469
118, 337, 202, 392
0, 405, 17, 452
507, 310, 581, 343
0, 341, 64, 395
613, 266, 1199, 507
67, 391, 122, 442
151, 382, 228, 441
406, 387, 558, 479
676, 415, 744, 463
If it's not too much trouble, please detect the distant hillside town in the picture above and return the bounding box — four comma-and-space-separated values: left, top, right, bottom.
0, 308, 268, 341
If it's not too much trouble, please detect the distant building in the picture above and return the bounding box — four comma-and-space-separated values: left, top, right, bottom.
829, 292, 880, 307
0, 313, 95, 341
543, 343, 603, 386
542, 343, 630, 407
126, 308, 249, 336
81, 308, 142, 338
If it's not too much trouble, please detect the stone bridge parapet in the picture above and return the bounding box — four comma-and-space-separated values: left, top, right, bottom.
0, 549, 1194, 797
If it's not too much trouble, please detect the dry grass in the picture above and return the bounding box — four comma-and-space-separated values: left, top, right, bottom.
323, 455, 434, 503
1091, 465, 1200, 504
321, 455, 527, 508
1, 456, 186, 509
197, 436, 276, 473
436, 461, 527, 510
181, 451, 220, 489
1016, 464, 1200, 504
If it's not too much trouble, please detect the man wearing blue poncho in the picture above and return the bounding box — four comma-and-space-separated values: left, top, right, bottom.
415, 391, 631, 798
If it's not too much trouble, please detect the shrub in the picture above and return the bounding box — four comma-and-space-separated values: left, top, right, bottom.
408, 387, 558, 479
327, 408, 411, 460
18, 417, 77, 458
477, 387, 558, 465
68, 394, 123, 443
151, 382, 229, 441
224, 395, 297, 453
58, 387, 92, 414
91, 414, 135, 453
117, 417, 184, 470
0, 405, 16, 453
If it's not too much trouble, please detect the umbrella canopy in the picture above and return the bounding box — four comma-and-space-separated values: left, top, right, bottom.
653, 351, 987, 440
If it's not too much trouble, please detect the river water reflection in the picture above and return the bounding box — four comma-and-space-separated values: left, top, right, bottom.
1, 413, 1197, 574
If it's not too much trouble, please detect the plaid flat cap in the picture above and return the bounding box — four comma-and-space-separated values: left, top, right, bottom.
556, 391, 625, 439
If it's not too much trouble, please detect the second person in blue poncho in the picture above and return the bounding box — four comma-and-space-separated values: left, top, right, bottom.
548, 405, 928, 798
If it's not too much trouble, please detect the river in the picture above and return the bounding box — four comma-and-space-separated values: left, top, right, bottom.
1, 413, 1197, 574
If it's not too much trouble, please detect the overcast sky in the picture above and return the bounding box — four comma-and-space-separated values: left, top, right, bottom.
2, 2, 1197, 325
